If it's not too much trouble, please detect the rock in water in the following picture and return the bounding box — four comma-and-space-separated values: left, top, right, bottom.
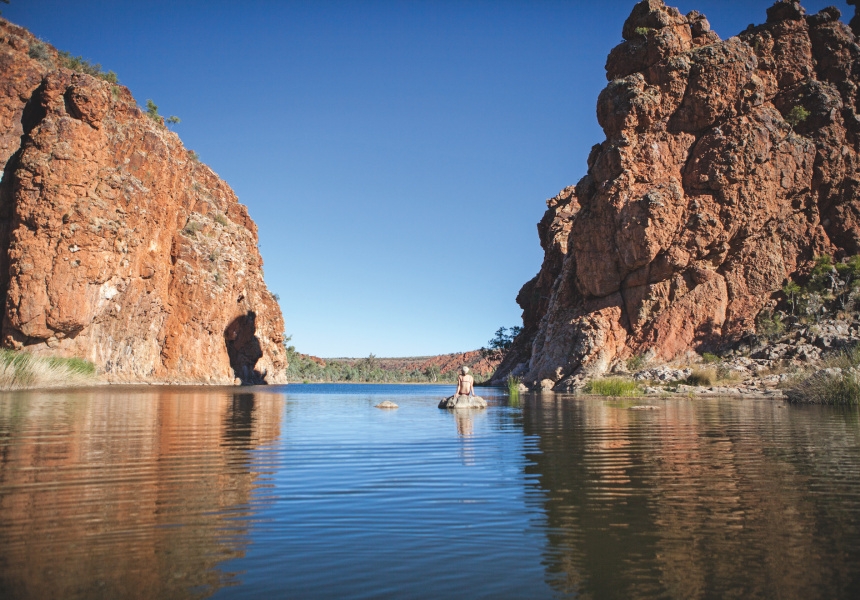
493, 0, 860, 392
375, 401, 399, 409
0, 21, 287, 384
438, 395, 487, 409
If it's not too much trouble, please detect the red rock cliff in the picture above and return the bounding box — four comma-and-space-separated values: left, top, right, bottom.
496, 0, 860, 390
0, 20, 287, 384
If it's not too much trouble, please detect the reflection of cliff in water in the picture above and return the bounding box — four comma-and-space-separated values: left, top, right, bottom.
522, 396, 860, 599
0, 389, 282, 600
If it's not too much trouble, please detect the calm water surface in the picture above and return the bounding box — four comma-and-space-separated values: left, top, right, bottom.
1, 384, 859, 599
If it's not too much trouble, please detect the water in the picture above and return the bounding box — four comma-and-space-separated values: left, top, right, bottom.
0, 385, 858, 599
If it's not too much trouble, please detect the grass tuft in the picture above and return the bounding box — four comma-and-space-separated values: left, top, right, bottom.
686, 368, 715, 387
787, 371, 860, 405
506, 374, 521, 405
182, 220, 202, 237
787, 346, 860, 405
701, 352, 720, 364
585, 377, 641, 397
1, 349, 96, 390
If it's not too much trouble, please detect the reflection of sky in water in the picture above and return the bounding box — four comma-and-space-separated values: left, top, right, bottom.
2, 386, 860, 599
227, 384, 548, 599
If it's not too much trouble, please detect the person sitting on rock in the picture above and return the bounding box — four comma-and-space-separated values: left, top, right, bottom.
455, 366, 474, 397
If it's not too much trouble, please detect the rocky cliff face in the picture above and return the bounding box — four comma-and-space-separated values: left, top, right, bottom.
497, 0, 860, 390
0, 20, 287, 384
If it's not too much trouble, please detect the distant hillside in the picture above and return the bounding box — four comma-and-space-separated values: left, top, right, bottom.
286, 349, 500, 383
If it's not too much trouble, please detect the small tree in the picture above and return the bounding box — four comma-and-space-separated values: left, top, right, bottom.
783, 279, 802, 315
785, 105, 810, 130
482, 326, 523, 360
424, 364, 440, 382
166, 115, 180, 128
756, 309, 785, 341
805, 292, 825, 323
835, 255, 860, 309
145, 99, 160, 122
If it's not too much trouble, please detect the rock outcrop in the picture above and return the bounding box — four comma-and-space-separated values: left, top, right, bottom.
496, 0, 860, 390
0, 20, 287, 384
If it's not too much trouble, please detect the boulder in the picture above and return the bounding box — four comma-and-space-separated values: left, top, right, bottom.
375, 401, 399, 409
438, 394, 487, 409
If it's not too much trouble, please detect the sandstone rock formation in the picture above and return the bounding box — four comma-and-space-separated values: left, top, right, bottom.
0, 20, 287, 384
495, 0, 860, 390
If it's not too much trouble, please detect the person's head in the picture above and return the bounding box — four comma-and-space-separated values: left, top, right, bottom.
460, 366, 469, 375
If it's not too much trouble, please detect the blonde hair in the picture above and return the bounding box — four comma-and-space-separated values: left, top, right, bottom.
461, 366, 469, 374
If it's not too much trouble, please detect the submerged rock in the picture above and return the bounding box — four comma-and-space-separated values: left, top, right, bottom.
438, 395, 487, 409
375, 401, 399, 409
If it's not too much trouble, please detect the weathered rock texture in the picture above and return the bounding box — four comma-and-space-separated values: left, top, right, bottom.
438, 394, 487, 409
495, 0, 860, 390
0, 20, 287, 384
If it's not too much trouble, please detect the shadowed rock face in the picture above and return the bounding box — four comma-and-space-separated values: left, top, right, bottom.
495, 0, 860, 390
0, 19, 286, 383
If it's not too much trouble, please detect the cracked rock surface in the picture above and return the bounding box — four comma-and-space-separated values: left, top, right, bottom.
495, 0, 860, 391
0, 20, 286, 384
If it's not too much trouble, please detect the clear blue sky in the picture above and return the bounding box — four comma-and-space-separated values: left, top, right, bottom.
4, 0, 845, 357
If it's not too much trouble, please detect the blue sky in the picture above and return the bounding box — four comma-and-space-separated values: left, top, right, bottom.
4, 0, 846, 357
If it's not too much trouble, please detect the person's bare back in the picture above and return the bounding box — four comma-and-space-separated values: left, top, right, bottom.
438, 366, 487, 409
455, 367, 474, 396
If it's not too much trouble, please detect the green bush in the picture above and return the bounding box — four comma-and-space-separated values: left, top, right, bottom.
58, 51, 117, 82
214, 213, 229, 226
182, 221, 202, 236
585, 377, 641, 397
145, 99, 160, 122
701, 352, 720, 364
28, 40, 53, 66
756, 309, 785, 340
188, 150, 200, 162
634, 26, 652, 37
626, 354, 646, 371
786, 105, 810, 129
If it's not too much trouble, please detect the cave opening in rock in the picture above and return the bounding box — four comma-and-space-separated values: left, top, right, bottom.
224, 311, 267, 385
